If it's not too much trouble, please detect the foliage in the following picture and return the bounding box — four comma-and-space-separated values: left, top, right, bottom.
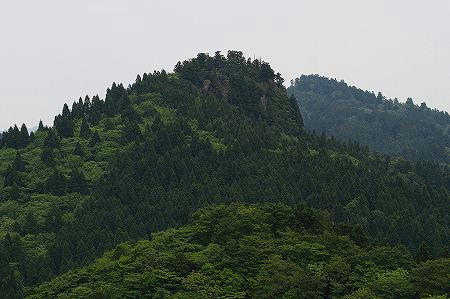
0, 52, 448, 297
27, 204, 448, 298
288, 75, 450, 164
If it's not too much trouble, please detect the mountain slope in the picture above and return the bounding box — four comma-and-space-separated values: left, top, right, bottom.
0, 52, 448, 296
27, 204, 449, 298
288, 75, 450, 164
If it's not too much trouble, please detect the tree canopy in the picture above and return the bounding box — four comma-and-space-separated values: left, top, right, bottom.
0, 52, 448, 298
288, 75, 450, 164
28, 204, 449, 298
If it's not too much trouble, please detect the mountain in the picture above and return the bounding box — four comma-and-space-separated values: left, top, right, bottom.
27, 204, 449, 298
288, 75, 450, 164
0, 51, 448, 297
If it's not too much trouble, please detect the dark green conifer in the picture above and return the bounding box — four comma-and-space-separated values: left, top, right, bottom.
416, 242, 431, 263
13, 152, 27, 172
38, 120, 44, 131
45, 170, 66, 195
41, 147, 55, 166
19, 124, 29, 148
79, 118, 91, 138
73, 142, 84, 157
88, 131, 101, 147
43, 129, 60, 148
67, 168, 89, 195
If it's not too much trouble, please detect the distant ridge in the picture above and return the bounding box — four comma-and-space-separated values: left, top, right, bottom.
288, 74, 450, 164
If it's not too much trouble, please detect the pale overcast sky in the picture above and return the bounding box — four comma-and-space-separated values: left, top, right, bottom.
0, 0, 449, 129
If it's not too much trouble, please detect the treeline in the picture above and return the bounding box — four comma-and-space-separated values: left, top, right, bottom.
0, 52, 448, 297
288, 75, 450, 164
0, 124, 34, 149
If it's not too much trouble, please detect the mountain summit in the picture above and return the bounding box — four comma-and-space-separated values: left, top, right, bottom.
0, 51, 448, 298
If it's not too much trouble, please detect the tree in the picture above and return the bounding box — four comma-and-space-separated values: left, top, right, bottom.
13, 152, 27, 172
0, 267, 24, 299
249, 255, 324, 299
59, 242, 74, 273
43, 130, 60, 148
151, 115, 163, 132
122, 118, 141, 142
415, 242, 431, 263
54, 115, 74, 138
89, 131, 101, 147
38, 120, 45, 131
45, 170, 67, 195
0, 124, 31, 149
41, 147, 55, 166
79, 118, 91, 138
45, 205, 63, 232
4, 165, 19, 187
18, 124, 29, 148
405, 97, 414, 107
376, 92, 385, 102
9, 184, 21, 200
73, 142, 84, 157
411, 258, 450, 297
367, 268, 415, 299
72, 97, 85, 119
62, 103, 71, 118
67, 168, 89, 194
23, 211, 39, 235
54, 104, 74, 138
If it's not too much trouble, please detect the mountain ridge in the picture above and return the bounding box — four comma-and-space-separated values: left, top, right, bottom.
288, 74, 450, 164
0, 51, 448, 298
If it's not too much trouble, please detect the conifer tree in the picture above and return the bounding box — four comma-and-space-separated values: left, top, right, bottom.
54, 115, 74, 138
45, 205, 63, 232
67, 168, 89, 195
38, 120, 44, 131
416, 242, 431, 263
79, 118, 91, 138
62, 103, 71, 118
0, 267, 24, 299
43, 130, 60, 148
9, 184, 21, 201
29, 131, 35, 143
41, 147, 55, 166
122, 118, 141, 142
84, 95, 91, 112
13, 152, 27, 172
4, 165, 19, 187
73, 142, 84, 157
23, 211, 38, 234
45, 170, 66, 195
19, 124, 29, 148
89, 131, 101, 147
59, 242, 74, 273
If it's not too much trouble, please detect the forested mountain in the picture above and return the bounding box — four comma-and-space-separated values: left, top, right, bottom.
28, 204, 449, 298
0, 52, 448, 298
288, 75, 450, 164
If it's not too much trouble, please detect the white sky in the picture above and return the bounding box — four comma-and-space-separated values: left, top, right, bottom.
0, 0, 449, 129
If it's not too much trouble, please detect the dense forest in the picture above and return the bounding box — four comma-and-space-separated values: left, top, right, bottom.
0, 52, 448, 298
288, 75, 450, 164
28, 204, 449, 298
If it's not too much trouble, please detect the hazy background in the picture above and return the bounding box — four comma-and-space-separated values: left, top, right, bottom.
1, 0, 449, 129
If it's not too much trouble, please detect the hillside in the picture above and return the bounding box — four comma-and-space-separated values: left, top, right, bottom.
0, 52, 448, 297
288, 75, 450, 164
27, 204, 449, 298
